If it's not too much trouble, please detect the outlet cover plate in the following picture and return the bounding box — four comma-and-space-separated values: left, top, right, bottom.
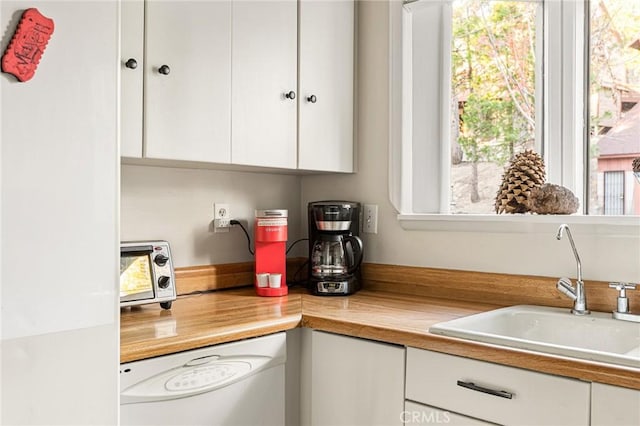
214, 203, 230, 233
363, 204, 378, 234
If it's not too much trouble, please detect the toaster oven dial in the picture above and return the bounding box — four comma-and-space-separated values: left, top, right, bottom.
158, 275, 171, 289
154, 254, 169, 267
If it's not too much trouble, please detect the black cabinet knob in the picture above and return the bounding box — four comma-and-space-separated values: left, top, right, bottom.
307, 95, 317, 103
285, 90, 296, 100
125, 58, 138, 69
158, 276, 171, 289
158, 65, 171, 75
154, 254, 169, 267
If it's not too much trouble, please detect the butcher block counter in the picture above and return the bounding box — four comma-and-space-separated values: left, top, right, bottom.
121, 266, 640, 390
121, 287, 303, 363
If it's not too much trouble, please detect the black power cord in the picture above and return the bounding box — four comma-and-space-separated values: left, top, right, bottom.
230, 219, 254, 255
230, 219, 308, 257
287, 259, 309, 288
230, 220, 309, 287
286, 238, 308, 255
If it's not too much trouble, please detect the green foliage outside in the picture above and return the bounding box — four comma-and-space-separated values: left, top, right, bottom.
452, 0, 537, 202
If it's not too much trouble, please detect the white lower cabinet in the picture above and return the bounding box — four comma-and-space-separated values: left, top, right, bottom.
405, 348, 590, 426
591, 382, 640, 426
404, 401, 496, 425
302, 330, 406, 426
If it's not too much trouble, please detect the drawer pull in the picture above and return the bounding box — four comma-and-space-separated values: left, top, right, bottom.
456, 380, 514, 399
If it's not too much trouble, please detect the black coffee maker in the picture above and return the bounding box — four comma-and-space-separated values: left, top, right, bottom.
308, 201, 363, 295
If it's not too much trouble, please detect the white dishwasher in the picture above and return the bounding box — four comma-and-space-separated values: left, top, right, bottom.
120, 332, 286, 426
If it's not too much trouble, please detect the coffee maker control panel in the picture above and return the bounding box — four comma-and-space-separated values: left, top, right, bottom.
315, 281, 349, 294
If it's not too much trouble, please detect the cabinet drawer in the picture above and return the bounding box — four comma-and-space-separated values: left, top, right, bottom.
404, 401, 496, 425
406, 348, 590, 425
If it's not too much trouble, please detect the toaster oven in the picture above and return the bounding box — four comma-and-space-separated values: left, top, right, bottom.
120, 241, 176, 309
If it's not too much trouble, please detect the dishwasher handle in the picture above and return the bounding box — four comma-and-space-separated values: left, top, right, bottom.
456, 380, 514, 399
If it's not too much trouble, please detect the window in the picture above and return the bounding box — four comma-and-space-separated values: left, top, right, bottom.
392, 0, 640, 220
450, 0, 541, 214
588, 0, 640, 215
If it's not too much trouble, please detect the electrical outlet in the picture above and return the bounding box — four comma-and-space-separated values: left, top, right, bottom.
363, 204, 378, 234
214, 203, 230, 233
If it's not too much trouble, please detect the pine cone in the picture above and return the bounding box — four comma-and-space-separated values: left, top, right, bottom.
495, 150, 546, 214
525, 183, 579, 215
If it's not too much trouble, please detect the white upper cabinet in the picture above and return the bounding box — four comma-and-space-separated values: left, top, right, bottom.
298, 0, 355, 172
120, 0, 144, 158
144, 1, 232, 163
120, 0, 355, 172
231, 0, 298, 169
121, 0, 232, 163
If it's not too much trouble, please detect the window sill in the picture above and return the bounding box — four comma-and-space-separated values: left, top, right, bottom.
397, 214, 640, 236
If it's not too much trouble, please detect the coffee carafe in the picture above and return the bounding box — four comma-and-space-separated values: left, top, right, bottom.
311, 234, 363, 278
308, 201, 363, 295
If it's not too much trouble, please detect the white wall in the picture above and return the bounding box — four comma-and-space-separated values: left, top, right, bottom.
121, 1, 640, 284
301, 1, 640, 283
121, 165, 303, 267
1, 1, 118, 424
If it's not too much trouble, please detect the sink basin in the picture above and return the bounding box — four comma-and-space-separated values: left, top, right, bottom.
429, 305, 640, 368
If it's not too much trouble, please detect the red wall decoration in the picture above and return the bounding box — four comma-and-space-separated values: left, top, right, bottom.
1, 8, 54, 82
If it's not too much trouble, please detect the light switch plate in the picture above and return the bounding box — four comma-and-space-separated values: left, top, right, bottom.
363, 204, 378, 234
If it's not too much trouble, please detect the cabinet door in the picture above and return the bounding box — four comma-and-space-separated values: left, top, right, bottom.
304, 330, 405, 426
298, 0, 354, 172
144, 1, 231, 163
231, 0, 298, 169
591, 382, 640, 426
120, 0, 144, 158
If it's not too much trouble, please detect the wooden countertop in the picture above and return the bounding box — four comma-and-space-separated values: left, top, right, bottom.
120, 288, 302, 363
120, 287, 640, 390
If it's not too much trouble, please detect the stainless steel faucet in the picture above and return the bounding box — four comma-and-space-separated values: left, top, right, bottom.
555, 224, 590, 315
609, 282, 640, 323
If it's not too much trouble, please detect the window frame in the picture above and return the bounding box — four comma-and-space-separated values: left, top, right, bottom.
388, 0, 640, 233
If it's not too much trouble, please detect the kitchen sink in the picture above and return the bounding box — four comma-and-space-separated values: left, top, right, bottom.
429, 305, 640, 368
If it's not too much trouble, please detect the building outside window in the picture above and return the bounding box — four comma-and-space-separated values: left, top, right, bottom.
602, 170, 625, 215
590, 0, 640, 216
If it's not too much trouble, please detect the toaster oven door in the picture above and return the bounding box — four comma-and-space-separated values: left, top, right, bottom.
120, 245, 155, 304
